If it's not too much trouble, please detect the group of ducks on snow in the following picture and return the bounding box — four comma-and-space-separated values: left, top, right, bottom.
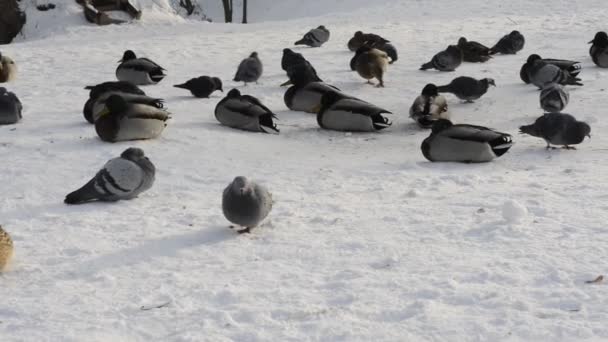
0, 27, 607, 268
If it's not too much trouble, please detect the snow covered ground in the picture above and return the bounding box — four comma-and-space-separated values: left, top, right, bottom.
2, 0, 608, 340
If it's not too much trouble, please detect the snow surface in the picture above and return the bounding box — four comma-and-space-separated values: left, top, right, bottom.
2, 0, 608, 340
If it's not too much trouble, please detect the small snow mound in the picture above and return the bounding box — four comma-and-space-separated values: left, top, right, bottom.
502, 200, 528, 223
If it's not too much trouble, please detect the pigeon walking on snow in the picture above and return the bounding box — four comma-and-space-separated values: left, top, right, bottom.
436, 76, 495, 102
589, 31, 608, 68
222, 176, 273, 234
420, 45, 463, 71
295, 26, 330, 47
519, 113, 590, 149
539, 83, 569, 113
526, 55, 582, 89
233, 52, 263, 85
489, 30, 525, 55
64, 147, 156, 204
174, 76, 223, 98
0, 87, 22, 125
421, 119, 513, 163
215, 89, 279, 133
116, 50, 166, 85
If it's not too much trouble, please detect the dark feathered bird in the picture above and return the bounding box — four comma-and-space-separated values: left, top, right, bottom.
489, 30, 525, 55
0, 87, 22, 125
589, 31, 608, 68
420, 45, 463, 71
519, 55, 581, 84
83, 81, 146, 124
436, 76, 495, 102
281, 49, 322, 87
174, 76, 223, 98
520, 113, 590, 149
347, 31, 388, 51
539, 83, 569, 113
295, 25, 330, 47
222, 176, 273, 234
526, 55, 582, 88
457, 37, 491, 63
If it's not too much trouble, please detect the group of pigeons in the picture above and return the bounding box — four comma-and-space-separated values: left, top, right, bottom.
0, 25, 607, 254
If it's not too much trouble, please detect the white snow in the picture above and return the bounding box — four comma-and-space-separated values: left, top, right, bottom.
2, 0, 608, 340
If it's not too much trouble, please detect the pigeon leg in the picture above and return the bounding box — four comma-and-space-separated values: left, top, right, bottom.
366, 80, 374, 85
464, 100, 475, 104
237, 227, 251, 234
563, 145, 577, 150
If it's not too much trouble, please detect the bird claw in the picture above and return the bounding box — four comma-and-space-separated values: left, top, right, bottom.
562, 145, 577, 150
237, 227, 251, 234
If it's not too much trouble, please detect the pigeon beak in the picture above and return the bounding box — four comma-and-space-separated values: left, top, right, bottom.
280, 80, 293, 87
587, 134, 591, 138
588, 40, 594, 44
118, 59, 123, 63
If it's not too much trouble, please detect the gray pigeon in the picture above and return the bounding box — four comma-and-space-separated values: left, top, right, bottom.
589, 31, 608, 68
422, 119, 513, 163
215, 89, 279, 133
64, 147, 155, 204
519, 55, 581, 84
174, 76, 223, 98
539, 83, 569, 113
519, 113, 590, 149
233, 52, 263, 85
409, 84, 449, 129
83, 81, 145, 124
316, 91, 391, 132
222, 176, 273, 234
116, 50, 166, 85
0, 87, 22, 125
295, 25, 330, 47
284, 81, 344, 113
527, 55, 582, 89
436, 76, 495, 102
457, 37, 491, 63
420, 45, 463, 71
0, 53, 16, 83
489, 30, 525, 55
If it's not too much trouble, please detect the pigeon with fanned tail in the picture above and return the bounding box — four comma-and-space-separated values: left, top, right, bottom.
215, 89, 279, 133
64, 148, 155, 204
222, 176, 273, 234
295, 26, 330, 47
520, 113, 590, 149
116, 50, 166, 85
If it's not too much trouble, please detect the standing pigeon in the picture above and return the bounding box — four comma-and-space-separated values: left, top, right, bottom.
0, 53, 16, 83
436, 76, 495, 102
347, 31, 388, 51
589, 31, 608, 68
457, 37, 491, 63
295, 25, 330, 47
520, 113, 590, 149
539, 83, 569, 113
526, 55, 582, 88
116, 50, 166, 85
520, 55, 581, 84
409, 84, 449, 128
83, 81, 145, 124
95, 94, 169, 142
316, 91, 392, 132
0, 87, 22, 125
421, 119, 513, 163
174, 76, 223, 98
284, 81, 344, 113
222, 176, 273, 234
354, 46, 389, 87
215, 89, 279, 133
64, 147, 156, 204
233, 52, 263, 85
281, 49, 322, 86
420, 45, 463, 71
0, 226, 13, 272
489, 30, 525, 55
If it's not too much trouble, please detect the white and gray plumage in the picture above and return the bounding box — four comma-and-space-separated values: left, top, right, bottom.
284, 81, 344, 113
316, 91, 392, 132
436, 76, 495, 102
520, 55, 581, 84
0, 87, 22, 125
421, 119, 513, 163
457, 37, 491, 63
95, 94, 170, 142
174, 76, 223, 98
83, 81, 145, 124
354, 46, 389, 87
215, 89, 279, 133
116, 50, 166, 85
520, 113, 590, 149
589, 31, 608, 68
526, 55, 583, 88
420, 45, 463, 71
540, 83, 569, 113
409, 84, 449, 129
64, 147, 155, 204
294, 25, 330, 47
0, 53, 17, 83
222, 176, 273, 234
489, 30, 525, 55
0, 226, 13, 272
233, 52, 263, 85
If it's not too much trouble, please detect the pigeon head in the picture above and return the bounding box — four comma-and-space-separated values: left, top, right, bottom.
421, 84, 438, 96
483, 78, 496, 87
354, 31, 363, 37
318, 25, 327, 30
590, 31, 608, 45
212, 77, 223, 92
250, 52, 259, 59
510, 30, 521, 36
227, 89, 241, 98
0, 87, 7, 95
104, 95, 129, 114
457, 37, 467, 45
283, 48, 294, 56
231, 176, 253, 196
121, 147, 145, 160
577, 121, 591, 139
431, 119, 453, 134
120, 50, 137, 62
527, 54, 542, 64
